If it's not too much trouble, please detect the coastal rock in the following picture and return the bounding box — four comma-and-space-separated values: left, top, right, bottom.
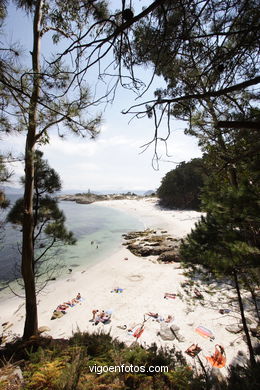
225, 324, 243, 334
170, 324, 185, 342
158, 323, 176, 341
126, 243, 173, 257
158, 251, 181, 263
59, 193, 144, 204
250, 324, 260, 338
123, 229, 181, 262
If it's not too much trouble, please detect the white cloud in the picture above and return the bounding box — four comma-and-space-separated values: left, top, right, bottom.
43, 134, 98, 158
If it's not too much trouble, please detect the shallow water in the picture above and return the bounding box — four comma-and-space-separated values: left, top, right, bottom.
0, 197, 144, 285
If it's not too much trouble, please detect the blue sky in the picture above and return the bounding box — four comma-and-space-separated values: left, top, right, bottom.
1, 1, 202, 192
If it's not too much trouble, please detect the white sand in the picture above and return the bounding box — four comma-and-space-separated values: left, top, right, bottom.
0, 198, 256, 372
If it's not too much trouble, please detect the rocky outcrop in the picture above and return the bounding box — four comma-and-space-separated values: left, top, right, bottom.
122, 229, 181, 263
59, 193, 143, 204
157, 251, 181, 262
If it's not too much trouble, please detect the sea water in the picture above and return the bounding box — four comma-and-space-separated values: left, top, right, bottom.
0, 195, 144, 287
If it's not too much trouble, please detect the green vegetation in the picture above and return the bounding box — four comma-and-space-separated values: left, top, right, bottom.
1, 0, 105, 340
157, 158, 206, 210
1, 332, 260, 389
7, 151, 75, 291
0, 332, 206, 389
1, 1, 259, 387
180, 127, 260, 366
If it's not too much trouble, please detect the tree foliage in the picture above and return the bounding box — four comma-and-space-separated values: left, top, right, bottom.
0, 0, 109, 340
157, 158, 206, 210
179, 126, 260, 366
7, 150, 75, 288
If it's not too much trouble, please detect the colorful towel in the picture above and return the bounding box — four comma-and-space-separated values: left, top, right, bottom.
133, 327, 144, 339
195, 326, 214, 339
206, 345, 226, 368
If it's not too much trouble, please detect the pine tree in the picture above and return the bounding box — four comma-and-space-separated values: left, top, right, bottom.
157, 158, 206, 210
1, 0, 107, 340
180, 131, 260, 367
7, 150, 75, 290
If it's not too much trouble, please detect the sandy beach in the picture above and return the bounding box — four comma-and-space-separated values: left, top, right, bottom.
0, 198, 256, 373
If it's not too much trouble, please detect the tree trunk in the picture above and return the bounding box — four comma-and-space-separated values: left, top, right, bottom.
22, 0, 42, 340
233, 270, 256, 367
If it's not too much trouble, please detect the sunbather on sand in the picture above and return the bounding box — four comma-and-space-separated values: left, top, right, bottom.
64, 300, 75, 307
194, 288, 203, 298
146, 312, 159, 318
94, 310, 111, 325
100, 313, 111, 323
165, 315, 174, 323
56, 304, 69, 311
164, 293, 177, 299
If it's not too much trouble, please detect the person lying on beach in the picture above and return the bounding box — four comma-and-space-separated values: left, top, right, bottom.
111, 287, 124, 293
146, 312, 159, 318
94, 310, 111, 325
146, 312, 165, 322
194, 288, 203, 298
56, 304, 69, 311
165, 315, 174, 323
164, 293, 177, 299
100, 313, 111, 323
64, 300, 76, 307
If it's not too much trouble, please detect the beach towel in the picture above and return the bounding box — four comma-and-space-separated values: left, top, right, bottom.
111, 288, 124, 293
185, 344, 202, 358
195, 325, 215, 340
51, 310, 65, 320
206, 345, 226, 368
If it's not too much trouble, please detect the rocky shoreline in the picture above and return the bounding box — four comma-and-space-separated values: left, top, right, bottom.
58, 193, 146, 204
122, 229, 181, 263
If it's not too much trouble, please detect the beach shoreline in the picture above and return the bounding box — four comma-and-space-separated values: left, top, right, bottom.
0, 198, 255, 372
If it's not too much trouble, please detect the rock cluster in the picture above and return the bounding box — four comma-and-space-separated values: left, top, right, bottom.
122, 229, 181, 263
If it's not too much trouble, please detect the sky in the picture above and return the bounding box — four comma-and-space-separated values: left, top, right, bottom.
1, 1, 202, 193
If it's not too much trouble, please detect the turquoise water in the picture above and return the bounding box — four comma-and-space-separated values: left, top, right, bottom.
58, 201, 143, 273
0, 197, 144, 284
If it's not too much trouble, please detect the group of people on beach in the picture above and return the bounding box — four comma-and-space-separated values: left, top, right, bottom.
91, 309, 111, 325
51, 293, 82, 319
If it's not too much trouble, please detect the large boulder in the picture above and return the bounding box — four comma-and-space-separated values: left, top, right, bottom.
158, 323, 176, 341
158, 251, 181, 262
225, 324, 243, 334
170, 324, 185, 342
